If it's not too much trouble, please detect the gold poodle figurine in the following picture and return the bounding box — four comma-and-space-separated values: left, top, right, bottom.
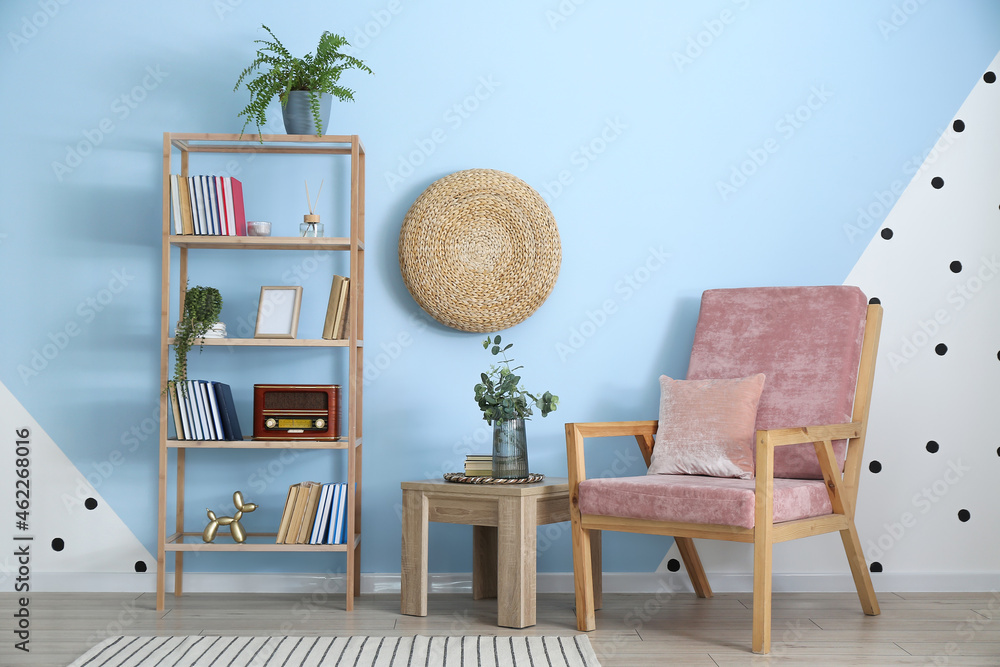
202, 491, 258, 543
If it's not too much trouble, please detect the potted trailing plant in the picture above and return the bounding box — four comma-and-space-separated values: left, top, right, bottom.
474, 335, 558, 478
172, 284, 223, 388
234, 24, 373, 138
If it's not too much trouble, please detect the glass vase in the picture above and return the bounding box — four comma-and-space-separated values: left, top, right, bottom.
492, 418, 528, 479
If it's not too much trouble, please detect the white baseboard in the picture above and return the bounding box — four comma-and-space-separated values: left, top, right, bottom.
32, 571, 1000, 595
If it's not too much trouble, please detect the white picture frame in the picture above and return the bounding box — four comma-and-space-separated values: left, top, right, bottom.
254, 286, 303, 339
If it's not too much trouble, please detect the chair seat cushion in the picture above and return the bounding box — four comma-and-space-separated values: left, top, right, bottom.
578, 474, 833, 529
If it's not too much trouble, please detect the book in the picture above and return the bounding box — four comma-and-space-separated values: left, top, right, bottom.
206, 176, 220, 235
213, 382, 243, 441
178, 177, 194, 235
285, 481, 316, 544
201, 382, 219, 439
331, 483, 348, 545
205, 381, 225, 440
222, 177, 236, 236
324, 484, 342, 544
333, 283, 350, 339
190, 176, 205, 235
167, 381, 184, 439
178, 382, 193, 439
275, 484, 300, 544
325, 484, 344, 544
322, 276, 348, 340
173, 382, 191, 439
310, 483, 334, 544
186, 380, 203, 440
296, 482, 325, 544
215, 176, 229, 235
229, 177, 247, 236
169, 175, 182, 235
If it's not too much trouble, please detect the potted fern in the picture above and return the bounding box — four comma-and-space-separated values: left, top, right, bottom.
234, 24, 372, 138
172, 284, 223, 388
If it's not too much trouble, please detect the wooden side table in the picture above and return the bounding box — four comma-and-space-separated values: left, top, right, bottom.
400, 477, 601, 628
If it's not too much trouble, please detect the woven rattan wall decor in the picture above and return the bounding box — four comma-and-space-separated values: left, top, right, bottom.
398, 169, 561, 332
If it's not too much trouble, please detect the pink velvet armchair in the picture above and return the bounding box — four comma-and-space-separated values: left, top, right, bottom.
566, 286, 882, 653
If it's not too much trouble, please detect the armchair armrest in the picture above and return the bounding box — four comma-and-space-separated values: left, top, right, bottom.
757, 422, 862, 448
565, 421, 658, 487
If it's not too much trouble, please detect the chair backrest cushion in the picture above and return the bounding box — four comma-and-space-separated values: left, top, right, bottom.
686, 286, 868, 479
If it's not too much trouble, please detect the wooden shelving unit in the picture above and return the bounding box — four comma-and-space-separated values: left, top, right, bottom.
156, 132, 365, 611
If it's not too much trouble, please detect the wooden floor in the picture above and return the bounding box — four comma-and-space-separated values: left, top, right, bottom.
1, 591, 998, 666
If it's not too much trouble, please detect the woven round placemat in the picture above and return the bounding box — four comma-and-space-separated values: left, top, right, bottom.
398, 169, 561, 332
443, 472, 545, 484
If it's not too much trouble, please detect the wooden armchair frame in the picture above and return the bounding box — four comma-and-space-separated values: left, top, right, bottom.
566, 303, 882, 653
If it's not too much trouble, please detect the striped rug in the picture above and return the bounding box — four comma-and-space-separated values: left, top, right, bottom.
68, 635, 602, 666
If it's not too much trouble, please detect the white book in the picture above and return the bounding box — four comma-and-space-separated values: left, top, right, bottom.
205, 381, 225, 440
179, 383, 194, 439
205, 176, 218, 235
310, 483, 333, 544
334, 483, 349, 544
190, 176, 205, 235
186, 380, 203, 440
215, 177, 229, 235
198, 381, 217, 440
325, 484, 342, 544
169, 175, 182, 234
223, 177, 236, 236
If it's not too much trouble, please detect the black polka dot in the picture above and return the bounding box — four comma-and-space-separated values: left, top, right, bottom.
870, 562, 883, 573
881, 228, 893, 240
869, 297, 881, 305
996, 446, 999, 457
985, 71, 997, 84
926, 440, 940, 453
134, 561, 148, 573
666, 558, 681, 572
935, 343, 948, 356
953, 119, 965, 132
51, 538, 65, 552
931, 177, 945, 189
950, 260, 963, 273
958, 509, 971, 522
869, 460, 882, 473
85, 498, 98, 510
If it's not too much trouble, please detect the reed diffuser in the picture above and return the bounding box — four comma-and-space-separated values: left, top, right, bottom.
301, 179, 324, 237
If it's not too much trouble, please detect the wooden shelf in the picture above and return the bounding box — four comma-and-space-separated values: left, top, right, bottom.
166, 437, 360, 450
157, 132, 365, 612
170, 133, 365, 156
168, 235, 363, 251
164, 532, 360, 552
166, 337, 360, 348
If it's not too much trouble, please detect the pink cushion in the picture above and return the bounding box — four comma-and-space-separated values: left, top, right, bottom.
686, 286, 868, 479
647, 374, 765, 479
579, 475, 832, 529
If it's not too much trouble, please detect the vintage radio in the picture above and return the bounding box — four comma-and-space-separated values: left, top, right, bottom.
252, 384, 339, 440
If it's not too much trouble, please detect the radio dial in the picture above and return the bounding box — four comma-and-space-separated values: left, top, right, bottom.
315, 418, 326, 429
265, 418, 277, 429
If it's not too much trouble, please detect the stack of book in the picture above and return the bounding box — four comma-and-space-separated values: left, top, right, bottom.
169, 174, 247, 236
322, 275, 351, 340
275, 482, 351, 545
167, 380, 243, 441
464, 454, 494, 476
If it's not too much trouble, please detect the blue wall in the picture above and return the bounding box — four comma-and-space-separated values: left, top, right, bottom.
1, 0, 998, 577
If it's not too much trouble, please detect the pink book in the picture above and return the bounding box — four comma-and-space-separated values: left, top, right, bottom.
229, 177, 247, 236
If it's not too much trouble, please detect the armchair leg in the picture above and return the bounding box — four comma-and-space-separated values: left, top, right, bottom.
591, 529, 602, 611
840, 521, 881, 616
571, 520, 596, 632
752, 526, 773, 654
675, 537, 713, 598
